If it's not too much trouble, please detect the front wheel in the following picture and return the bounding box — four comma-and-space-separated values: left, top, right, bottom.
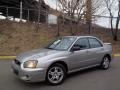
100, 56, 110, 70
46, 63, 66, 85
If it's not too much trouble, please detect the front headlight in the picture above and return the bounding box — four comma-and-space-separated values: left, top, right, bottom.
24, 60, 38, 68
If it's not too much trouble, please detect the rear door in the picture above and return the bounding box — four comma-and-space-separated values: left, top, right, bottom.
87, 37, 104, 65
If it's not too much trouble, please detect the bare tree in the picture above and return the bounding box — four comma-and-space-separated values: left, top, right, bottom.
86, 0, 105, 34
58, 0, 104, 34
104, 0, 120, 41
58, 0, 105, 35
74, 0, 86, 22
115, 0, 120, 41
75, 0, 86, 33
104, 0, 115, 39
58, 0, 86, 35
86, 0, 92, 34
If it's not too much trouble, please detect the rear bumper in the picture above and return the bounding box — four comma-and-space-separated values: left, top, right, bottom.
12, 61, 47, 82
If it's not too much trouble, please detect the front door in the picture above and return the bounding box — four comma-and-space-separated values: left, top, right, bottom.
69, 38, 90, 71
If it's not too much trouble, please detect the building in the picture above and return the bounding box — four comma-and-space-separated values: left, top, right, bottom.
0, 0, 49, 22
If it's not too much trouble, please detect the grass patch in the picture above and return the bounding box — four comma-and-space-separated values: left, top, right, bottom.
0, 20, 120, 55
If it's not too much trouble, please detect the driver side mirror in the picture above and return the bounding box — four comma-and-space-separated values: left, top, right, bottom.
71, 44, 81, 52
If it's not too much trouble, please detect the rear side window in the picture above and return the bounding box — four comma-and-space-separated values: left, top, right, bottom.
89, 38, 103, 48
74, 38, 89, 50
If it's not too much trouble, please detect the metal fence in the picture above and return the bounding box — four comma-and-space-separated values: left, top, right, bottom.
0, 6, 48, 23
0, 6, 114, 23
0, 6, 119, 30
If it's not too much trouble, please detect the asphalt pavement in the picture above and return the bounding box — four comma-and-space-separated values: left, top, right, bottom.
0, 58, 120, 90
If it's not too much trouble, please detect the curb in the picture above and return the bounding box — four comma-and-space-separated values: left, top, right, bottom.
114, 54, 120, 57
0, 54, 120, 60
0, 56, 16, 59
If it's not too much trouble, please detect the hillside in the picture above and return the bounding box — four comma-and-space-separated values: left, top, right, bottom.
0, 20, 120, 55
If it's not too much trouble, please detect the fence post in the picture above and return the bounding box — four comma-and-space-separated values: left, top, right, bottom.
27, 9, 30, 22
20, 1, 23, 21
46, 8, 49, 24
6, 7, 9, 20
37, 0, 41, 23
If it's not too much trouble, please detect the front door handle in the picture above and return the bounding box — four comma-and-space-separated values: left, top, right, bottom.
87, 50, 90, 53
100, 48, 104, 51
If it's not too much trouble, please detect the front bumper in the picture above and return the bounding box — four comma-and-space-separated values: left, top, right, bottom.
12, 61, 47, 82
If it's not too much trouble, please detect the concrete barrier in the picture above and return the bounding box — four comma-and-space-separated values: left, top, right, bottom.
0, 56, 16, 60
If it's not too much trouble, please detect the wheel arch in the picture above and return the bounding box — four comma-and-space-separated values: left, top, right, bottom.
104, 54, 112, 61
47, 61, 68, 73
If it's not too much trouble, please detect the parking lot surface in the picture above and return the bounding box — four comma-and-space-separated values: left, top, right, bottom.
0, 58, 120, 90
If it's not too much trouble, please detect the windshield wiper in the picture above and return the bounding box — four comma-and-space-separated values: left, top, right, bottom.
45, 47, 54, 50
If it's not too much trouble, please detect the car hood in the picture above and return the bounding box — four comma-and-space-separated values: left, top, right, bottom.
16, 48, 65, 62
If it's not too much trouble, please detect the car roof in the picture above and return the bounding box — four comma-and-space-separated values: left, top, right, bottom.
63, 36, 97, 39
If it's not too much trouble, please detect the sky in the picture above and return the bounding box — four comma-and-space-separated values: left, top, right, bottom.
44, 0, 57, 9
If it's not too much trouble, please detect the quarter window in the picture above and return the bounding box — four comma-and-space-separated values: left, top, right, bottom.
89, 38, 102, 48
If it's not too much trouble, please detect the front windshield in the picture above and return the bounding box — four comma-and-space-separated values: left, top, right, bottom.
47, 37, 76, 51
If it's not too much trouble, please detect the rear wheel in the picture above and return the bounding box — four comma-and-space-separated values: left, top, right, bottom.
46, 63, 66, 85
100, 56, 110, 70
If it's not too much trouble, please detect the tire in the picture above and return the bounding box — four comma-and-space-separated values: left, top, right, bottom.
46, 63, 67, 85
100, 56, 110, 70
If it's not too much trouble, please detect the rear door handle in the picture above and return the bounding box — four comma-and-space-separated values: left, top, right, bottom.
87, 50, 91, 53
100, 48, 104, 51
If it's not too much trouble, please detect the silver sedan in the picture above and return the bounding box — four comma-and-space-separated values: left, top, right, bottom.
12, 36, 112, 85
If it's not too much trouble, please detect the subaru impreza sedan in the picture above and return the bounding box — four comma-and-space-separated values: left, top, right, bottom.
12, 36, 112, 85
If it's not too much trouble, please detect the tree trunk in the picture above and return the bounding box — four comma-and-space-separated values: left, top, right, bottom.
87, 21, 91, 34
70, 22, 74, 35
57, 20, 60, 37
70, 18, 74, 35
110, 15, 114, 37
114, 16, 120, 41
114, 1, 120, 41
113, 35, 118, 41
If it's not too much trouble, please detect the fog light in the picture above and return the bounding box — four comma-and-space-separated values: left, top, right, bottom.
20, 75, 30, 81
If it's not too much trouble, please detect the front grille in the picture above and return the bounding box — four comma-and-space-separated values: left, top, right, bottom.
14, 59, 21, 66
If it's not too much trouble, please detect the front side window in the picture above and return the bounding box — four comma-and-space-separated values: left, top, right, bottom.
89, 38, 102, 48
73, 38, 89, 50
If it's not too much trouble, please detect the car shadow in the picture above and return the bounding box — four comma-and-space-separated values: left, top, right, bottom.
14, 67, 101, 87
67, 67, 100, 78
